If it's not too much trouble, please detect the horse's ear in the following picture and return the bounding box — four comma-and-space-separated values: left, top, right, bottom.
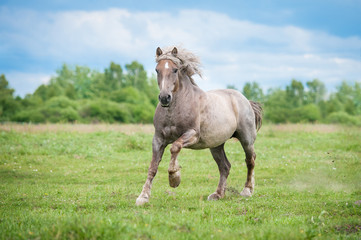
171, 47, 178, 56
156, 47, 163, 57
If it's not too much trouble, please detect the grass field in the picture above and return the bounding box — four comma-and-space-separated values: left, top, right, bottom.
0, 123, 360, 239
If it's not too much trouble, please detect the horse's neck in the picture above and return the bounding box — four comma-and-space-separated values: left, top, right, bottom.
169, 75, 203, 112
178, 75, 202, 96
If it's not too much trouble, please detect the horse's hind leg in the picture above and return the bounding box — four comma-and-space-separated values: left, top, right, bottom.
208, 143, 231, 200
240, 143, 256, 197
234, 126, 257, 197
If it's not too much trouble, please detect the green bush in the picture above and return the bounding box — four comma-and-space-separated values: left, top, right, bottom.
32, 96, 81, 123
0, 97, 21, 121
110, 87, 139, 103
265, 104, 321, 123
39, 106, 79, 123
80, 99, 131, 123
326, 111, 361, 126
290, 104, 321, 123
128, 103, 155, 123
46, 96, 78, 109
110, 86, 151, 105
264, 107, 290, 123
21, 95, 43, 109
12, 109, 45, 123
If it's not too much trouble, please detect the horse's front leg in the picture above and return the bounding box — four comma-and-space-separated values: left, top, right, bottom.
168, 129, 199, 188
136, 135, 166, 206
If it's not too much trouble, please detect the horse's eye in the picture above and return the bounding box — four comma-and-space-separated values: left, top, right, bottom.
173, 68, 178, 73
155, 69, 159, 74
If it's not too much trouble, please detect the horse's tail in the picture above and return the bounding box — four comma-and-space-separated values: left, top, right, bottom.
250, 101, 263, 131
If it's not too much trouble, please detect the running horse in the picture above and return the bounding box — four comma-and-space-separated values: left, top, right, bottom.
136, 46, 262, 205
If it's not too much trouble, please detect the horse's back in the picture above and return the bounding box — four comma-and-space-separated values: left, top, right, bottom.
207, 89, 250, 105
206, 89, 254, 119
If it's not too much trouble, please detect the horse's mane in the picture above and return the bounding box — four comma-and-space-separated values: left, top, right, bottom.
155, 46, 202, 86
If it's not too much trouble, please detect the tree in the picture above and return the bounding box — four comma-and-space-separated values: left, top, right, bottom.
0, 74, 14, 96
242, 82, 264, 102
34, 84, 49, 101
34, 64, 74, 100
286, 79, 305, 107
306, 79, 326, 104
264, 88, 289, 123
125, 61, 148, 91
104, 62, 123, 90
73, 65, 96, 99
335, 81, 357, 115
53, 64, 73, 88
0, 74, 20, 120
21, 94, 43, 109
353, 82, 361, 115
226, 84, 238, 90
144, 75, 160, 107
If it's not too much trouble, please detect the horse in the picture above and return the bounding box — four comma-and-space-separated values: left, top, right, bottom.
136, 46, 262, 206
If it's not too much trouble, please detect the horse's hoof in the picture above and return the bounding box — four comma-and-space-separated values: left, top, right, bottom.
207, 192, 222, 201
169, 171, 181, 188
135, 196, 149, 206
240, 187, 253, 197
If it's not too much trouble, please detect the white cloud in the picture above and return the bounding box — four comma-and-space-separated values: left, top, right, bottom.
5, 72, 51, 97
201, 52, 361, 92
1, 7, 360, 96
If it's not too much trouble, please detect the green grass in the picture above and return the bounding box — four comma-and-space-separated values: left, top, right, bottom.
0, 124, 360, 239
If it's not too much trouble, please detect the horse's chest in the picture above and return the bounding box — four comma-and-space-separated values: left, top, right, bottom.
155, 105, 198, 142
161, 125, 179, 140
159, 119, 193, 142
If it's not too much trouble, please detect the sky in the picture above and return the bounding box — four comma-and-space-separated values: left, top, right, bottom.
1, 0, 360, 97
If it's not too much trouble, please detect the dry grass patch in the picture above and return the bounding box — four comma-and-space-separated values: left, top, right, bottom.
0, 123, 155, 134
262, 123, 344, 133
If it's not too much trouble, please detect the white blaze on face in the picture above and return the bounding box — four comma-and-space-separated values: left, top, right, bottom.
161, 78, 165, 89
161, 61, 169, 90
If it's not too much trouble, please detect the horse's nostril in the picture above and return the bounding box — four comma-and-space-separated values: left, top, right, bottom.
158, 95, 161, 100
159, 93, 172, 107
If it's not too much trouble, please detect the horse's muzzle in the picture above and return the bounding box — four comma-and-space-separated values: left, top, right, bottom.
159, 94, 172, 107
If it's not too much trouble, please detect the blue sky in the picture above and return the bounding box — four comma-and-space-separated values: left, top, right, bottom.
1, 0, 360, 97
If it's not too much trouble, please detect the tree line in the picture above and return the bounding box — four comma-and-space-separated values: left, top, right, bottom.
1, 62, 360, 125
0, 62, 158, 124
231, 79, 361, 125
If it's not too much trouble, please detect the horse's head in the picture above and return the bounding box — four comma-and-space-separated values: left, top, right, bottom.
155, 47, 179, 107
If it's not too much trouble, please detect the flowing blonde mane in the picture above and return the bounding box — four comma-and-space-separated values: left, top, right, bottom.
155, 46, 202, 85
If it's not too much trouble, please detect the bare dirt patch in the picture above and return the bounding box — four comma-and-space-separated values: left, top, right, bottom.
335, 224, 361, 234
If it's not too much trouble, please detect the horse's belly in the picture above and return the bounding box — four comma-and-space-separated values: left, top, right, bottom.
189, 132, 234, 149
189, 92, 238, 149
200, 124, 236, 148
190, 114, 237, 149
